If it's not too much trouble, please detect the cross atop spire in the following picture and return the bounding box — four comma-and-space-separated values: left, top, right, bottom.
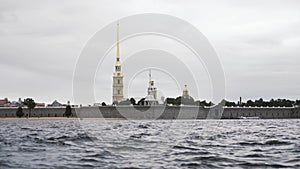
149, 69, 152, 87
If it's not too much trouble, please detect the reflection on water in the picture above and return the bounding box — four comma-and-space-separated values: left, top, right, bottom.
0, 119, 300, 168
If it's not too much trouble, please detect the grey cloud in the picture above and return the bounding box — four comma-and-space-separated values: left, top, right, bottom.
0, 0, 299, 104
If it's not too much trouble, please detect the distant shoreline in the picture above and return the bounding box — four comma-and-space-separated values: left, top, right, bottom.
1, 106, 299, 119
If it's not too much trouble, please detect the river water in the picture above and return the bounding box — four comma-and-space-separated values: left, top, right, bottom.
0, 119, 300, 168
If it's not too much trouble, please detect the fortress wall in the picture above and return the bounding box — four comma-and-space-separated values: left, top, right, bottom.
222, 107, 296, 119
0, 107, 74, 118
291, 107, 300, 118
31, 108, 66, 117
176, 106, 199, 119
74, 106, 207, 119
0, 106, 299, 119
75, 106, 110, 118
175, 106, 207, 119
0, 108, 19, 117
107, 106, 162, 119
102, 106, 208, 119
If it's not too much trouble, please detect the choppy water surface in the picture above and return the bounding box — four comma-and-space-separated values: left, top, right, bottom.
0, 119, 300, 168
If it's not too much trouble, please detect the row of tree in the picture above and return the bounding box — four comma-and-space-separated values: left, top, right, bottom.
225, 98, 300, 107
109, 97, 300, 108
15, 98, 72, 118
16, 98, 36, 118
109, 96, 214, 106
164, 96, 214, 106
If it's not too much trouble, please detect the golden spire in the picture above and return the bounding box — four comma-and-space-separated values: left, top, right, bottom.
116, 22, 120, 58
114, 22, 122, 75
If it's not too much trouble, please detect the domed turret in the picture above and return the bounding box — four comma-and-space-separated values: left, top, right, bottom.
182, 85, 189, 98
181, 85, 194, 105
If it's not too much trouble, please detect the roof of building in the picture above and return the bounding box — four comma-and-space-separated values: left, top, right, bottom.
0, 100, 8, 105
50, 100, 62, 106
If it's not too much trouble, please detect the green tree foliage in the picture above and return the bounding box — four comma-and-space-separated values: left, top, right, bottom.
225, 98, 298, 107
225, 101, 237, 107
64, 105, 72, 118
137, 98, 145, 105
165, 96, 196, 106
194, 100, 213, 107
165, 97, 180, 105
23, 98, 36, 118
165, 96, 213, 106
130, 98, 136, 105
16, 106, 24, 118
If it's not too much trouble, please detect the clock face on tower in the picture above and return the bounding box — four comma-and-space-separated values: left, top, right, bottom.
115, 66, 121, 72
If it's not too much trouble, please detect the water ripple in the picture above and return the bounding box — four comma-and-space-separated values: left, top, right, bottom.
0, 119, 300, 168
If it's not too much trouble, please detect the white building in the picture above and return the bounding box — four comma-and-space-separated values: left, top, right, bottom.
144, 70, 158, 105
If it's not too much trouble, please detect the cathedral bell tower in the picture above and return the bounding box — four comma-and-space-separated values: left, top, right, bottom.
112, 23, 124, 104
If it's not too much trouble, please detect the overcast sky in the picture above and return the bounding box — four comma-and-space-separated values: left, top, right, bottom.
0, 0, 299, 105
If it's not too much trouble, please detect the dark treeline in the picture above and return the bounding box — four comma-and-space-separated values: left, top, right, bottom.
117, 97, 213, 106
225, 98, 300, 107
164, 96, 213, 106
109, 97, 300, 107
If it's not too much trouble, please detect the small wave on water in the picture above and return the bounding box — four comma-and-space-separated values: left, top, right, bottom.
237, 139, 293, 147
264, 139, 293, 145
0, 119, 300, 168
129, 133, 152, 139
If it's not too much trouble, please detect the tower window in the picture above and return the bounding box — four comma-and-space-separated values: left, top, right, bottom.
118, 90, 120, 94
115, 66, 121, 71
118, 79, 120, 84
